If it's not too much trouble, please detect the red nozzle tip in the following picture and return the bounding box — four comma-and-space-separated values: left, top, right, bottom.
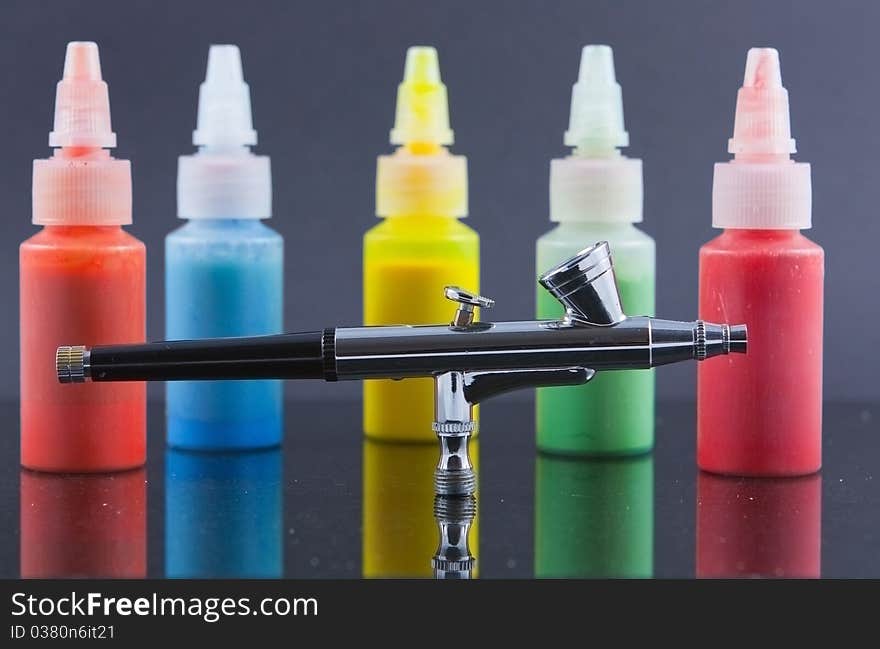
62, 41, 102, 81
743, 47, 782, 89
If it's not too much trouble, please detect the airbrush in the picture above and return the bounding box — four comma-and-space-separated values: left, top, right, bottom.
56, 242, 747, 494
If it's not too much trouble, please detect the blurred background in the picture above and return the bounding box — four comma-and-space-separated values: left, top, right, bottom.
0, 0, 874, 401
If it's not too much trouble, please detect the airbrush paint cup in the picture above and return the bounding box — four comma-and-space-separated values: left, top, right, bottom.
363, 47, 480, 442
698, 48, 823, 476
536, 45, 655, 456
20, 42, 145, 472
165, 45, 282, 449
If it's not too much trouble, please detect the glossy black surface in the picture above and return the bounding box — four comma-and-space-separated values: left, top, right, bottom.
2, 400, 877, 578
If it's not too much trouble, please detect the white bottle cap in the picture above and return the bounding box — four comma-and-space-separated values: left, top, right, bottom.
178, 45, 271, 219
550, 45, 642, 223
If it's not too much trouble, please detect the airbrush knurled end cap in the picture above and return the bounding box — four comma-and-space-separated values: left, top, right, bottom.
56, 345, 87, 383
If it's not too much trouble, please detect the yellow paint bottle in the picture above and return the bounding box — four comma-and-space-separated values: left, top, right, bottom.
364, 47, 479, 441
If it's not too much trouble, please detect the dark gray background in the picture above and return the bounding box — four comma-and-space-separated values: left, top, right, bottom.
0, 0, 874, 401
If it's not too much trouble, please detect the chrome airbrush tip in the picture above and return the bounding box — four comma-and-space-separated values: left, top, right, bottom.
56, 345, 88, 383
726, 324, 748, 354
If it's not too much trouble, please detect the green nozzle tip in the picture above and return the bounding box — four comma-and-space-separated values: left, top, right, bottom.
578, 44, 616, 84
564, 44, 629, 152
390, 46, 453, 146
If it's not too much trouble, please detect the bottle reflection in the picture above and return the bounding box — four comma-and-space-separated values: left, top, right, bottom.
697, 472, 821, 578
165, 446, 282, 578
362, 438, 479, 578
20, 469, 146, 578
535, 453, 653, 578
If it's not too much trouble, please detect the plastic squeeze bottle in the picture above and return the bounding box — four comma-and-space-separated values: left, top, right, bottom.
166, 45, 282, 449
20, 42, 146, 472
536, 45, 655, 455
698, 48, 823, 476
363, 47, 479, 441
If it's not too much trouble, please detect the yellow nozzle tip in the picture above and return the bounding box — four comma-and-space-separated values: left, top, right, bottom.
390, 46, 453, 146
403, 46, 441, 85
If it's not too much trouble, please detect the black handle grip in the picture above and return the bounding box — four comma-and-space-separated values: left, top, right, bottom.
88, 331, 328, 381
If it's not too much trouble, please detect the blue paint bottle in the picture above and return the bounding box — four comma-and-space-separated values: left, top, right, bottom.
166, 45, 282, 449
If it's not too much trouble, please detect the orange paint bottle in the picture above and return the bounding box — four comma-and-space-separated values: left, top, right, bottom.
20, 42, 145, 472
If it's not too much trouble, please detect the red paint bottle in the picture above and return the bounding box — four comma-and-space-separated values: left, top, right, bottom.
20, 42, 145, 472
697, 48, 823, 477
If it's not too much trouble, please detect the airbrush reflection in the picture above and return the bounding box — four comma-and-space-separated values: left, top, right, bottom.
363, 437, 479, 578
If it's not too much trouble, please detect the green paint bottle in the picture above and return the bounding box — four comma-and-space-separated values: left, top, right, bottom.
534, 454, 653, 578
536, 45, 655, 455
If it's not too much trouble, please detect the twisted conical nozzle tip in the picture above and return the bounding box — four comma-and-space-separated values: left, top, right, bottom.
205, 44, 244, 83
193, 44, 257, 147
63, 42, 102, 81
50, 41, 116, 148
403, 46, 441, 85
728, 46, 794, 156
743, 47, 782, 88
564, 44, 629, 150
389, 45, 453, 146
577, 44, 616, 84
